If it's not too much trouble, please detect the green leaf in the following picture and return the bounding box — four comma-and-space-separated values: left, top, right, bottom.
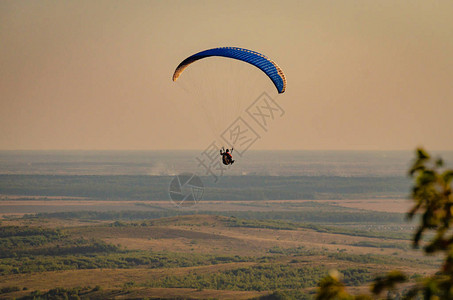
409, 165, 425, 176
371, 271, 407, 295
418, 170, 436, 185
416, 148, 430, 160
442, 170, 453, 185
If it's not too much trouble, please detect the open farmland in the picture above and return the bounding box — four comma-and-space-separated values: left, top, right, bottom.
0, 213, 438, 299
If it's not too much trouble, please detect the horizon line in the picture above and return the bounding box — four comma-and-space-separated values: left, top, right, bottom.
1, 148, 452, 152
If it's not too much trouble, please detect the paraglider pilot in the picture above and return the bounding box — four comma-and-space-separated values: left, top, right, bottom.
220, 147, 234, 165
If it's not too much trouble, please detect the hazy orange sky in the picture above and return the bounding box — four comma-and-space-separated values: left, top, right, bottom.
1, 1, 452, 150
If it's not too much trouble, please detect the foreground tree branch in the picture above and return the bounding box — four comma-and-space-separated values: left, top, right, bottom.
316, 148, 453, 299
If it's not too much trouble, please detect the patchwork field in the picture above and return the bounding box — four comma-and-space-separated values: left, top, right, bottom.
0, 211, 438, 299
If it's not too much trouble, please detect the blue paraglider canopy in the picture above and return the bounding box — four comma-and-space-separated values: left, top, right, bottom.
172, 47, 286, 94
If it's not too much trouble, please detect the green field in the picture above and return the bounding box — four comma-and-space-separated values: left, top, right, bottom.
0, 212, 437, 299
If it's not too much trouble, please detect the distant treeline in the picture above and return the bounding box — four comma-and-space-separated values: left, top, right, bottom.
30, 206, 406, 224
0, 174, 410, 200
146, 264, 373, 291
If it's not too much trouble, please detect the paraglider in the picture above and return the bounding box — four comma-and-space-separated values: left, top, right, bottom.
172, 47, 286, 166
172, 47, 286, 94
220, 147, 234, 165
